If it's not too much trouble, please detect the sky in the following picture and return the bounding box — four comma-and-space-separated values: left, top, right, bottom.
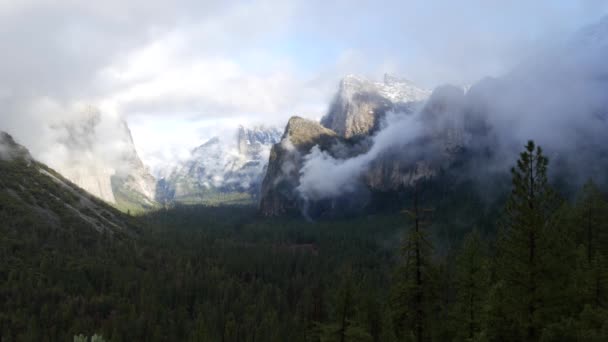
0, 0, 608, 173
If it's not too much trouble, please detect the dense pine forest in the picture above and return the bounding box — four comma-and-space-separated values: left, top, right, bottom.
1, 141, 607, 341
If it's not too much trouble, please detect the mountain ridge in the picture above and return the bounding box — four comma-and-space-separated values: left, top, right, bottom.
321, 73, 430, 138
156, 125, 282, 205
259, 19, 608, 218
0, 131, 138, 234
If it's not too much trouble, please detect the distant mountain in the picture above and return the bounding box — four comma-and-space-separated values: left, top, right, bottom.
157, 125, 282, 205
259, 17, 608, 218
0, 131, 137, 234
321, 73, 430, 138
51, 111, 158, 213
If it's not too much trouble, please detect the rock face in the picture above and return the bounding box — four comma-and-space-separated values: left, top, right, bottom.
259, 117, 340, 216
260, 21, 608, 218
0, 131, 133, 234
321, 74, 430, 138
259, 75, 477, 217
51, 111, 157, 212
110, 121, 159, 210
157, 125, 282, 204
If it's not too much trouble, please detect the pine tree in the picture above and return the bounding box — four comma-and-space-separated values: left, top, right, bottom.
451, 229, 489, 341
572, 180, 608, 310
317, 269, 372, 342
391, 184, 436, 342
587, 254, 608, 309
574, 180, 608, 265
495, 140, 563, 341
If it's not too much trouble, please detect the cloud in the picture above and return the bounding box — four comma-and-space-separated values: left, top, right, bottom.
295, 17, 608, 202
0, 0, 607, 179
0, 0, 306, 174
297, 112, 424, 200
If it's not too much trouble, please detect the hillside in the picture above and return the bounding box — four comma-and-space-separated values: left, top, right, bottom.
2, 129, 608, 341
0, 132, 139, 235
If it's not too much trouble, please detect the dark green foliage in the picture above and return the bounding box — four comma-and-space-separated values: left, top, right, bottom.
390, 187, 437, 342
450, 230, 489, 341
315, 268, 374, 342
2, 140, 608, 341
1, 186, 402, 342
493, 141, 568, 340
574, 180, 608, 265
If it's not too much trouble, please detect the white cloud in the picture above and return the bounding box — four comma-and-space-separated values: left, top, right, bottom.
0, 0, 607, 177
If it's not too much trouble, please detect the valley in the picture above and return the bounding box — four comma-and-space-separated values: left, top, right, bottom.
1, 3, 608, 341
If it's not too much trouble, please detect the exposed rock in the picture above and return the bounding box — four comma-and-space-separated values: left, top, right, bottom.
321, 74, 430, 138
259, 78, 467, 218
259, 117, 340, 216
0, 131, 134, 234
356, 84, 469, 193
112, 121, 158, 208
50, 110, 158, 211
157, 125, 282, 204
364, 157, 436, 192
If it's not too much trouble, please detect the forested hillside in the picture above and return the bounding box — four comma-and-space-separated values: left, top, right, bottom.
1, 139, 607, 341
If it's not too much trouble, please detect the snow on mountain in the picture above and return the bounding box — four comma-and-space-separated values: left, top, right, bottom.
377, 74, 432, 103
321, 73, 431, 138
156, 125, 282, 204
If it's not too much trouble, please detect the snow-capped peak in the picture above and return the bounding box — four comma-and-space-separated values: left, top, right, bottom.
339, 73, 431, 104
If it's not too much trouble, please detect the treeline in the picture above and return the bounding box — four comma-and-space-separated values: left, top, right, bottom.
377, 141, 608, 341
0, 141, 606, 341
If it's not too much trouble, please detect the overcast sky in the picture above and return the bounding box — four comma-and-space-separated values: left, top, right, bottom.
0, 0, 607, 172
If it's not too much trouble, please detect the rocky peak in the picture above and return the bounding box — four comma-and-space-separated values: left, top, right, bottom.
259, 116, 342, 216
259, 77, 456, 218
377, 74, 431, 103
322, 74, 431, 138
283, 116, 337, 149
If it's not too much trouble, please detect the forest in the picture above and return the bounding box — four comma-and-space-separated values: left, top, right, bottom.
1, 140, 607, 341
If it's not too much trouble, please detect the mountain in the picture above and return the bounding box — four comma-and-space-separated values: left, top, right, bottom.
259, 19, 608, 218
157, 125, 282, 205
260, 75, 441, 217
51, 111, 158, 213
109, 122, 158, 212
0, 131, 137, 234
259, 117, 341, 216
321, 73, 431, 138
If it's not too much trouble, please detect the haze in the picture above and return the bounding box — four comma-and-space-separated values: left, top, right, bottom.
0, 0, 607, 174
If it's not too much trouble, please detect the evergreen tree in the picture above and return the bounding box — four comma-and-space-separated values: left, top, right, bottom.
317, 269, 372, 342
451, 230, 490, 341
574, 180, 608, 265
494, 140, 563, 341
391, 185, 436, 342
